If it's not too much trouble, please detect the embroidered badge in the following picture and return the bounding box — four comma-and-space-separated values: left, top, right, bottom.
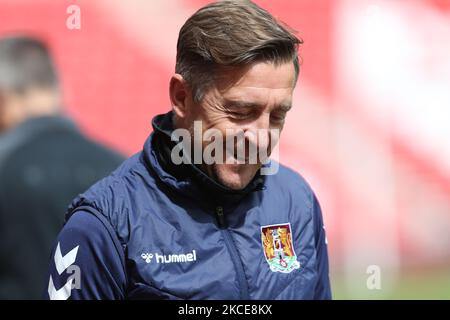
261, 223, 300, 273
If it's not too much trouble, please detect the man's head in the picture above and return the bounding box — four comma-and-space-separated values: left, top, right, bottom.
0, 36, 61, 132
169, 0, 302, 190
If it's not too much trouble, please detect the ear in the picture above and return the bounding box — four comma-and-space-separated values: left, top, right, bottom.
0, 91, 5, 131
169, 74, 190, 121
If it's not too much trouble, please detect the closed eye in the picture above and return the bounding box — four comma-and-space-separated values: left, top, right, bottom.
270, 112, 287, 124
229, 111, 253, 119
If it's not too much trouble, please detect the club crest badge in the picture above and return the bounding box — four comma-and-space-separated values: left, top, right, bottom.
261, 223, 300, 273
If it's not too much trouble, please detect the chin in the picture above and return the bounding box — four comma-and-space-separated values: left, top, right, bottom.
212, 163, 260, 190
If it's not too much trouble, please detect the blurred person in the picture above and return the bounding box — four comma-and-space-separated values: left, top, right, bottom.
45, 0, 331, 300
0, 36, 124, 299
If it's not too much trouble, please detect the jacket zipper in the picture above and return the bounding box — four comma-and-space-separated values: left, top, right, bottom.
215, 206, 250, 299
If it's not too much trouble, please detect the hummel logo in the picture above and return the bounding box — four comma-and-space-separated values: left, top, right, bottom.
141, 250, 197, 264
141, 253, 154, 263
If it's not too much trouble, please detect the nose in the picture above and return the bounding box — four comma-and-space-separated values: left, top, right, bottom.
244, 112, 269, 143
255, 111, 271, 131
243, 113, 276, 161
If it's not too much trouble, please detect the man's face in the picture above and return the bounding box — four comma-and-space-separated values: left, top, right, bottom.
178, 61, 295, 190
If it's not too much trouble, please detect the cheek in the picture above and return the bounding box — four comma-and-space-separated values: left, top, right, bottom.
195, 94, 230, 128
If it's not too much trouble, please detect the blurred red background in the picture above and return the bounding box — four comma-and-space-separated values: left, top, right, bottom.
1, 0, 449, 298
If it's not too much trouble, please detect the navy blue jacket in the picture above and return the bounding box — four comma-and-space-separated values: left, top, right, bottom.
45, 111, 331, 300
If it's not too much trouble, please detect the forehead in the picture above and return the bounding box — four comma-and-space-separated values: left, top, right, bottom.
214, 61, 296, 102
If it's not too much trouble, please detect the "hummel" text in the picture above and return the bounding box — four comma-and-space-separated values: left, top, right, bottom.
141, 250, 197, 264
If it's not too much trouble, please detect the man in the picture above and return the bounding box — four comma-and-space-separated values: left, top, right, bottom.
0, 36, 124, 299
45, 0, 331, 300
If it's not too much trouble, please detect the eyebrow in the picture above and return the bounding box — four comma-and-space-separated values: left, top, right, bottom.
223, 99, 292, 112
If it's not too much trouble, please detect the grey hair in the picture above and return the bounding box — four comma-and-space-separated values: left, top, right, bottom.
0, 36, 59, 93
